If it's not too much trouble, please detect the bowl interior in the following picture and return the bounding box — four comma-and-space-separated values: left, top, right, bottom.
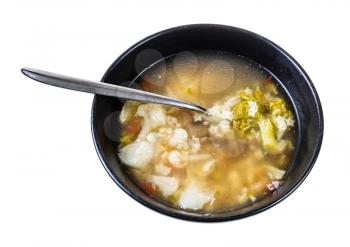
91, 24, 323, 221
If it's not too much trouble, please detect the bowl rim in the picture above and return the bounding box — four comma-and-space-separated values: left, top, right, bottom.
91, 24, 324, 222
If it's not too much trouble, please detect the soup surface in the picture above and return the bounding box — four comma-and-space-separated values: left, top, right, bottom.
117, 51, 296, 212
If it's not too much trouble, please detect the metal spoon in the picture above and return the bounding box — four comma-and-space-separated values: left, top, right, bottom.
21, 67, 207, 113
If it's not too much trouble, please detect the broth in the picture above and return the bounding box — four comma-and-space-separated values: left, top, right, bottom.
117, 51, 296, 212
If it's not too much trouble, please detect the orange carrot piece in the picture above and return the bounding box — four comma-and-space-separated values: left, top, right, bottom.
143, 182, 156, 194
126, 117, 142, 136
141, 80, 153, 91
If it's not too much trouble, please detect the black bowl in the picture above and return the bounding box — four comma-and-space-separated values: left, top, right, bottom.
91, 24, 323, 222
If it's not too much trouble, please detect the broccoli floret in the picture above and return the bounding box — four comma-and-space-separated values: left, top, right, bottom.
269, 98, 295, 140
231, 100, 256, 135
269, 98, 292, 118
238, 87, 264, 106
231, 87, 293, 153
231, 87, 262, 135
258, 117, 288, 154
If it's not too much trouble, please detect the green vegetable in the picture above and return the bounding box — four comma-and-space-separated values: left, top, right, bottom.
265, 165, 286, 180
231, 87, 293, 154
231, 87, 262, 135
269, 98, 292, 119
119, 132, 134, 147
269, 98, 294, 140
231, 100, 256, 135
258, 117, 287, 154
186, 87, 193, 94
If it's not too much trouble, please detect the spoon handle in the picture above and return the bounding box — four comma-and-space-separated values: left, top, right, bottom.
21, 68, 206, 113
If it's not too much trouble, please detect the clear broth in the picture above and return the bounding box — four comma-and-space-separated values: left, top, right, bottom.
119, 50, 296, 212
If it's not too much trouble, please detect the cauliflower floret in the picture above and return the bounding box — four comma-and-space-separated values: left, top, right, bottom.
168, 150, 182, 167
146, 132, 158, 143
119, 101, 139, 124
207, 105, 232, 120
218, 119, 231, 131
193, 113, 204, 122
167, 116, 180, 127
155, 163, 171, 176
168, 150, 189, 167
189, 136, 201, 153
178, 184, 214, 210
135, 104, 167, 139
150, 176, 179, 197
118, 141, 155, 168
168, 128, 189, 149
208, 119, 231, 138
206, 96, 238, 121
159, 127, 173, 135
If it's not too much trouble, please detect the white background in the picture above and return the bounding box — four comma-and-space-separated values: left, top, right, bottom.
1, 0, 349, 246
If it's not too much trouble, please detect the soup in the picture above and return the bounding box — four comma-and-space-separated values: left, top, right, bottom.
117, 51, 296, 212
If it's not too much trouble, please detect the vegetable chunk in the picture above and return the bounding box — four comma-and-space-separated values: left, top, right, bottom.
150, 176, 179, 197
118, 141, 155, 168
178, 184, 214, 210
117, 51, 296, 212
